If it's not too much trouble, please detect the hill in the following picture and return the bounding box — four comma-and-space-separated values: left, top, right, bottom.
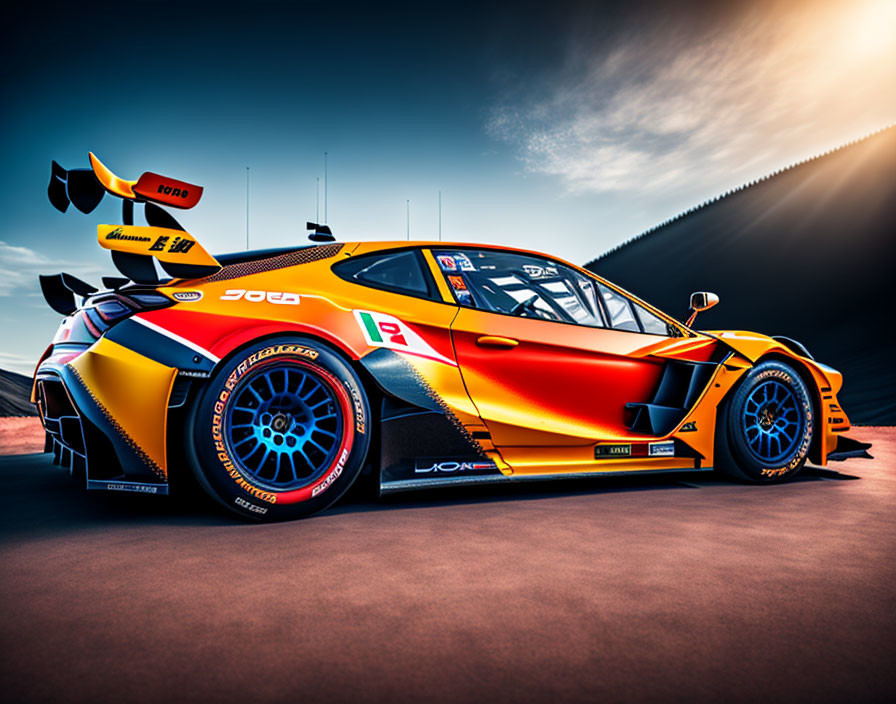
586, 127, 896, 425
0, 368, 37, 417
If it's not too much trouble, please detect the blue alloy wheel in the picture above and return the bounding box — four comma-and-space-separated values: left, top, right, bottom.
740, 378, 804, 465
224, 362, 344, 490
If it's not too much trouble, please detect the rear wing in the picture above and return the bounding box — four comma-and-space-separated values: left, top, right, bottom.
49, 152, 203, 214
46, 153, 220, 284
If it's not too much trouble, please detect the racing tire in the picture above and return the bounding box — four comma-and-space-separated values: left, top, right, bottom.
185, 336, 371, 521
716, 360, 813, 483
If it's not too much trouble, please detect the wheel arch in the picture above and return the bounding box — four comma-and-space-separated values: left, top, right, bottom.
172, 328, 384, 476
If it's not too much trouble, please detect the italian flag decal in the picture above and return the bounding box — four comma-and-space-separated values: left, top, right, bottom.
354, 310, 457, 366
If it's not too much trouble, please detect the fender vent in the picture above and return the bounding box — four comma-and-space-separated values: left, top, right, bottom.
626, 360, 716, 435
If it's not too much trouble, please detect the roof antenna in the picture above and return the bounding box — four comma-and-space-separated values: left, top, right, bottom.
307, 222, 334, 243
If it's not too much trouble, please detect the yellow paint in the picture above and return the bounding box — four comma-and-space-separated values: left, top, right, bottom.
89, 152, 137, 199
69, 338, 176, 477
97, 224, 220, 268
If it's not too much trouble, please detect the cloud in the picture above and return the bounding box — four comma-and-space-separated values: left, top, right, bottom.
0, 351, 38, 375
0, 240, 102, 297
488, 0, 896, 198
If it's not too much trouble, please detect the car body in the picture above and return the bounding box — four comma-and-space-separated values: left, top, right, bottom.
33, 155, 870, 519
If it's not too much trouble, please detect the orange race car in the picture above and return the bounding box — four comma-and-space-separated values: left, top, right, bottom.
33, 154, 871, 520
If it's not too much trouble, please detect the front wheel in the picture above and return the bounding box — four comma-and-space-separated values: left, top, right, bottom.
185, 337, 371, 520
716, 360, 814, 483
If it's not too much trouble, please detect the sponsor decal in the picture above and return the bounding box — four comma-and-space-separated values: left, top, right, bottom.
172, 290, 203, 302
680, 421, 697, 432
105, 227, 151, 243
415, 460, 498, 474
437, 255, 457, 270
157, 183, 190, 200
454, 253, 476, 271
354, 310, 457, 366
101, 482, 160, 493
594, 444, 632, 458
455, 289, 473, 306
312, 448, 349, 496
220, 289, 301, 305
648, 441, 675, 457
235, 496, 268, 515
149, 235, 196, 254
447, 275, 467, 290
522, 264, 559, 279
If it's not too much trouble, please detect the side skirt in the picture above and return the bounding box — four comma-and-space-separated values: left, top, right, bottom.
380, 465, 715, 495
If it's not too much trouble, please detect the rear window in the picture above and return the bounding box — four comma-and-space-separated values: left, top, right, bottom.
333, 249, 435, 299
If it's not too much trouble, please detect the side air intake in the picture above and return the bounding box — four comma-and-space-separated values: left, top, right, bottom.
625, 360, 717, 435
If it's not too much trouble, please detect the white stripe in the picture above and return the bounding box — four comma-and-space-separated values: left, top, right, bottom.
132, 316, 221, 363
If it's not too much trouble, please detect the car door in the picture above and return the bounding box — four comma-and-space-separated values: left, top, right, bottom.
431, 247, 712, 471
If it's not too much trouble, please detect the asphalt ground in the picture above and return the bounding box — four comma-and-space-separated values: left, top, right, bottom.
0, 427, 893, 704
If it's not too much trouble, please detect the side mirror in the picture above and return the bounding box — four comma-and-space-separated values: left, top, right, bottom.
686, 291, 719, 327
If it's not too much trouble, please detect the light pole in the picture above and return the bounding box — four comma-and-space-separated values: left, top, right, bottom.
245, 167, 250, 250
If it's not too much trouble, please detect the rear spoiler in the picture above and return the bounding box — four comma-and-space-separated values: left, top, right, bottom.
49, 152, 203, 214
46, 153, 220, 286
38, 273, 98, 315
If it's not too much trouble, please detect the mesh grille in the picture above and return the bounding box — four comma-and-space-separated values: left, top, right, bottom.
203, 243, 344, 283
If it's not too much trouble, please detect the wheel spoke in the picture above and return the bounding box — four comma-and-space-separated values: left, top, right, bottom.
247, 384, 265, 403
224, 361, 346, 489
302, 381, 323, 402
311, 426, 338, 439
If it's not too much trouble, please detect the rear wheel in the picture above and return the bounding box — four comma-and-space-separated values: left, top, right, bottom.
186, 337, 370, 520
716, 360, 813, 482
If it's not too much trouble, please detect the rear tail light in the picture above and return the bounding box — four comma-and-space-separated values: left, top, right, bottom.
84, 290, 173, 335
94, 299, 131, 323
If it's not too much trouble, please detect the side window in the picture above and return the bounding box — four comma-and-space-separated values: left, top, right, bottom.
596, 283, 673, 336
333, 250, 434, 298
596, 283, 640, 332
432, 249, 606, 327
633, 303, 671, 336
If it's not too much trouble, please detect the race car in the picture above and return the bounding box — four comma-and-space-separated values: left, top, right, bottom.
33, 154, 871, 520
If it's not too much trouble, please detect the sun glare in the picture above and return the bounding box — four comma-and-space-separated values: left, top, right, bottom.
841, 0, 896, 59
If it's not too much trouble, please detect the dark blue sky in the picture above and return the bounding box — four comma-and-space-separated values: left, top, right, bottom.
2, 0, 894, 372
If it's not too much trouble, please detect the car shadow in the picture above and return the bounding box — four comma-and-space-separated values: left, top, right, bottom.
0, 452, 861, 536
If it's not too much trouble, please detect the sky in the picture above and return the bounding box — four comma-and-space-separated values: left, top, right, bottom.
1, 0, 895, 374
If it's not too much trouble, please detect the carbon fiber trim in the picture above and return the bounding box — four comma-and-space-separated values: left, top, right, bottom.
405, 362, 486, 459
361, 348, 485, 459
201, 243, 343, 283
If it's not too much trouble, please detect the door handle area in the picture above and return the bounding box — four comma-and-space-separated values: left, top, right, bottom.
476, 335, 519, 349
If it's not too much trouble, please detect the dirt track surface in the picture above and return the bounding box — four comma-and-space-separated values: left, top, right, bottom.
0, 417, 43, 455
1, 428, 893, 704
